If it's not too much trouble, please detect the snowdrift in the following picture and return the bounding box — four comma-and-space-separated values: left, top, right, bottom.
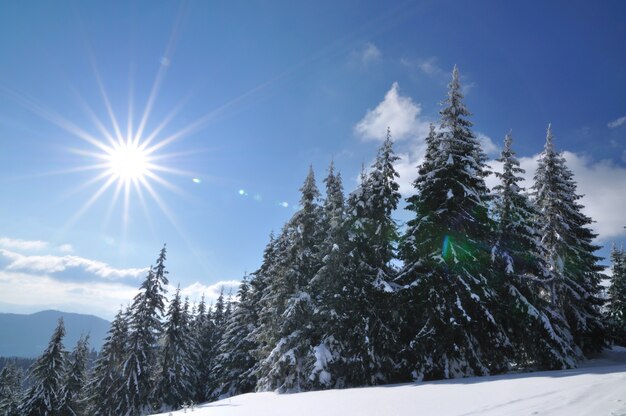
154, 347, 626, 416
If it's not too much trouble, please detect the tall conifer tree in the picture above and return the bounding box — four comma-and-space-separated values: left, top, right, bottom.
532, 126, 606, 354
492, 132, 577, 369
340, 128, 401, 385
257, 166, 323, 392
607, 245, 626, 345
87, 308, 129, 415
308, 161, 347, 389
58, 335, 90, 416
119, 246, 169, 415
191, 295, 216, 403
154, 286, 195, 411
0, 361, 24, 415
19, 318, 67, 416
212, 276, 259, 399
398, 67, 510, 380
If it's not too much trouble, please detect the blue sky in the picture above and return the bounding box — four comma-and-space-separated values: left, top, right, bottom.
0, 0, 624, 319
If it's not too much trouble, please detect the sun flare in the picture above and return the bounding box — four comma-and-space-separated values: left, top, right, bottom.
106, 141, 150, 182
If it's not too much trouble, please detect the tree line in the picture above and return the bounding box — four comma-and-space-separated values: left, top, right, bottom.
1, 66, 625, 415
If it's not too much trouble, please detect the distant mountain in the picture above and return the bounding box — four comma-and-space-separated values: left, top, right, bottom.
0, 310, 110, 358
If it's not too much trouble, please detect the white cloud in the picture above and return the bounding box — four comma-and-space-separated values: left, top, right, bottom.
401, 56, 444, 77
555, 152, 626, 241
0, 249, 148, 279
354, 82, 434, 194
354, 82, 431, 142
360, 42, 381, 65
350, 43, 382, 67
177, 279, 242, 302
608, 115, 626, 128
0, 237, 48, 251
0, 265, 243, 320
393, 148, 424, 197
477, 132, 500, 156
58, 244, 74, 253
418, 57, 443, 76
488, 152, 626, 242
461, 81, 477, 95
0, 270, 138, 320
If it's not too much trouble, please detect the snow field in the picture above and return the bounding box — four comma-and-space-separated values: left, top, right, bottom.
154, 347, 626, 416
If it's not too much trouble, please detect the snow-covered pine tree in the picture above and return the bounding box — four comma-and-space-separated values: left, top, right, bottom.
308, 161, 347, 389
257, 166, 323, 392
248, 232, 276, 380
154, 286, 195, 411
211, 276, 259, 399
491, 132, 578, 369
202, 289, 227, 397
0, 361, 24, 415
532, 126, 606, 354
119, 245, 169, 415
86, 307, 129, 415
19, 318, 67, 416
191, 295, 216, 403
214, 289, 227, 329
225, 290, 234, 322
608, 245, 626, 345
339, 129, 401, 386
58, 334, 90, 416
397, 66, 510, 381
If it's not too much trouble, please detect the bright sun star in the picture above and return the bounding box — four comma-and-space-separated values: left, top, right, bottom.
106, 141, 151, 182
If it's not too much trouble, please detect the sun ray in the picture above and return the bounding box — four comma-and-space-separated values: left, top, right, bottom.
69, 148, 115, 161
148, 147, 217, 161
62, 170, 113, 200
127, 66, 135, 145
142, 74, 283, 155
88, 51, 125, 145
143, 170, 187, 197
141, 177, 191, 246
123, 179, 132, 227
139, 96, 189, 152
69, 86, 118, 148
132, 2, 186, 148
146, 163, 197, 177
5, 163, 108, 182
103, 179, 125, 230
133, 178, 156, 237
65, 175, 117, 228
0, 84, 113, 153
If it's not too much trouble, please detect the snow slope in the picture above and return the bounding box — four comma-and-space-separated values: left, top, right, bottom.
154, 347, 626, 416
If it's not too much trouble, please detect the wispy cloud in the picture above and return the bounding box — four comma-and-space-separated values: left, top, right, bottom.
418, 57, 443, 76
461, 81, 477, 95
0, 237, 48, 251
351, 42, 382, 67
354, 82, 430, 142
608, 115, 626, 129
0, 238, 242, 319
58, 244, 74, 253
401, 56, 443, 77
0, 249, 148, 279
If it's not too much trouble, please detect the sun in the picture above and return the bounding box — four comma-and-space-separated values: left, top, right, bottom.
106, 141, 151, 182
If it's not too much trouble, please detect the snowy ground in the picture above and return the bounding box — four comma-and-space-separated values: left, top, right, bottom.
154, 347, 626, 416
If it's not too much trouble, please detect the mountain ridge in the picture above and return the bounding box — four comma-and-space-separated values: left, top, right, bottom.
0, 309, 110, 358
